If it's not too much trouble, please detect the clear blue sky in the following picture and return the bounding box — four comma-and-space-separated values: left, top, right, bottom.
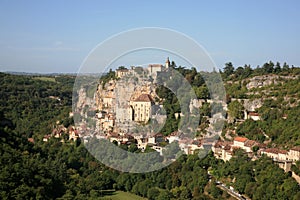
0, 0, 300, 73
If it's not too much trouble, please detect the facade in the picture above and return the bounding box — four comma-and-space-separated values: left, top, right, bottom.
103, 96, 114, 108
148, 64, 163, 76
243, 139, 257, 152
115, 106, 132, 122
248, 112, 261, 121
278, 150, 288, 160
233, 137, 248, 148
116, 68, 130, 78
289, 147, 300, 161
166, 131, 180, 143
130, 94, 153, 123
261, 148, 281, 160
148, 133, 164, 144
212, 140, 234, 161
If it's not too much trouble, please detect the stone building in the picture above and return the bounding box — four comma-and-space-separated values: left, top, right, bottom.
116, 68, 130, 78
130, 94, 154, 123
289, 147, 300, 161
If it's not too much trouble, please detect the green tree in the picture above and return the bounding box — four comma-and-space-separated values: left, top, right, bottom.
227, 100, 244, 120
223, 62, 235, 77
157, 190, 172, 200
147, 187, 160, 200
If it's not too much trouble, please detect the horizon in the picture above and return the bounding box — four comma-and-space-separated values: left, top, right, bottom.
1, 58, 299, 75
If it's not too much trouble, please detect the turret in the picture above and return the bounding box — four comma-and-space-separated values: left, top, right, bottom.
165, 57, 170, 68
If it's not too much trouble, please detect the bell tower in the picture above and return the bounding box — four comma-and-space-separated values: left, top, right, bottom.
165, 57, 170, 68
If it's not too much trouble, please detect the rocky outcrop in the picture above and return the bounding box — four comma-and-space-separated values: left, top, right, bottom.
246, 75, 298, 90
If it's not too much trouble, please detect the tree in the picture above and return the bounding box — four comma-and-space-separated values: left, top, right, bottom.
274, 62, 281, 73
227, 100, 244, 120
223, 62, 235, 77
262, 61, 274, 74
209, 183, 222, 198
147, 187, 160, 200
157, 190, 172, 200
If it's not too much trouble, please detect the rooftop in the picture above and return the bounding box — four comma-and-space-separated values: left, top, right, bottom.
133, 94, 153, 102
291, 146, 300, 152
244, 140, 257, 147
234, 136, 248, 143
249, 112, 260, 116
263, 148, 287, 154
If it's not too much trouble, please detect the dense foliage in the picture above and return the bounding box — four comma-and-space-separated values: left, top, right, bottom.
0, 73, 74, 139
213, 150, 300, 200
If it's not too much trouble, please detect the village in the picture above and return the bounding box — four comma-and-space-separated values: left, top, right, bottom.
94, 59, 300, 171
44, 58, 300, 175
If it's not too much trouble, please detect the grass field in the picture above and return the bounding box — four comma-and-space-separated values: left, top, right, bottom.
99, 191, 147, 200
33, 76, 56, 82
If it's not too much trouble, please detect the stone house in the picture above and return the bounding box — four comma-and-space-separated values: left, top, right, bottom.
261, 148, 281, 160
130, 94, 154, 123
233, 137, 248, 148
116, 68, 130, 78
247, 112, 261, 121
148, 133, 164, 145
289, 147, 300, 161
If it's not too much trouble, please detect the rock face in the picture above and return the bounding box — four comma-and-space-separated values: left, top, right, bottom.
246, 75, 298, 90
231, 98, 263, 112
243, 99, 263, 112
246, 75, 278, 89
95, 71, 160, 133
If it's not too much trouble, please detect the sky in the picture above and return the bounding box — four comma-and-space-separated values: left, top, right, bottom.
0, 0, 300, 73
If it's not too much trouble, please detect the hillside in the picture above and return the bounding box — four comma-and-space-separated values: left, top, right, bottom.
1, 61, 300, 199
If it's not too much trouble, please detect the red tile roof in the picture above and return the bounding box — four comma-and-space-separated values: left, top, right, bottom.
244, 140, 256, 147
278, 150, 288, 154
234, 137, 248, 143
263, 148, 287, 154
291, 146, 300, 152
249, 112, 260, 116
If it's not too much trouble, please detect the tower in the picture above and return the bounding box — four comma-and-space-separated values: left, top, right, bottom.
165, 57, 170, 68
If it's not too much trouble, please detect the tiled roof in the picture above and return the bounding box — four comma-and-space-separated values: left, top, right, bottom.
291, 146, 300, 152
234, 137, 248, 143
263, 148, 288, 154
214, 140, 233, 148
249, 112, 260, 116
263, 148, 279, 154
224, 144, 231, 150
133, 94, 153, 102
278, 150, 288, 154
214, 140, 223, 148
244, 140, 256, 147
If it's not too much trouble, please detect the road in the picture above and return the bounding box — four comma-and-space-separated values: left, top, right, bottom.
208, 171, 247, 200
216, 183, 246, 200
